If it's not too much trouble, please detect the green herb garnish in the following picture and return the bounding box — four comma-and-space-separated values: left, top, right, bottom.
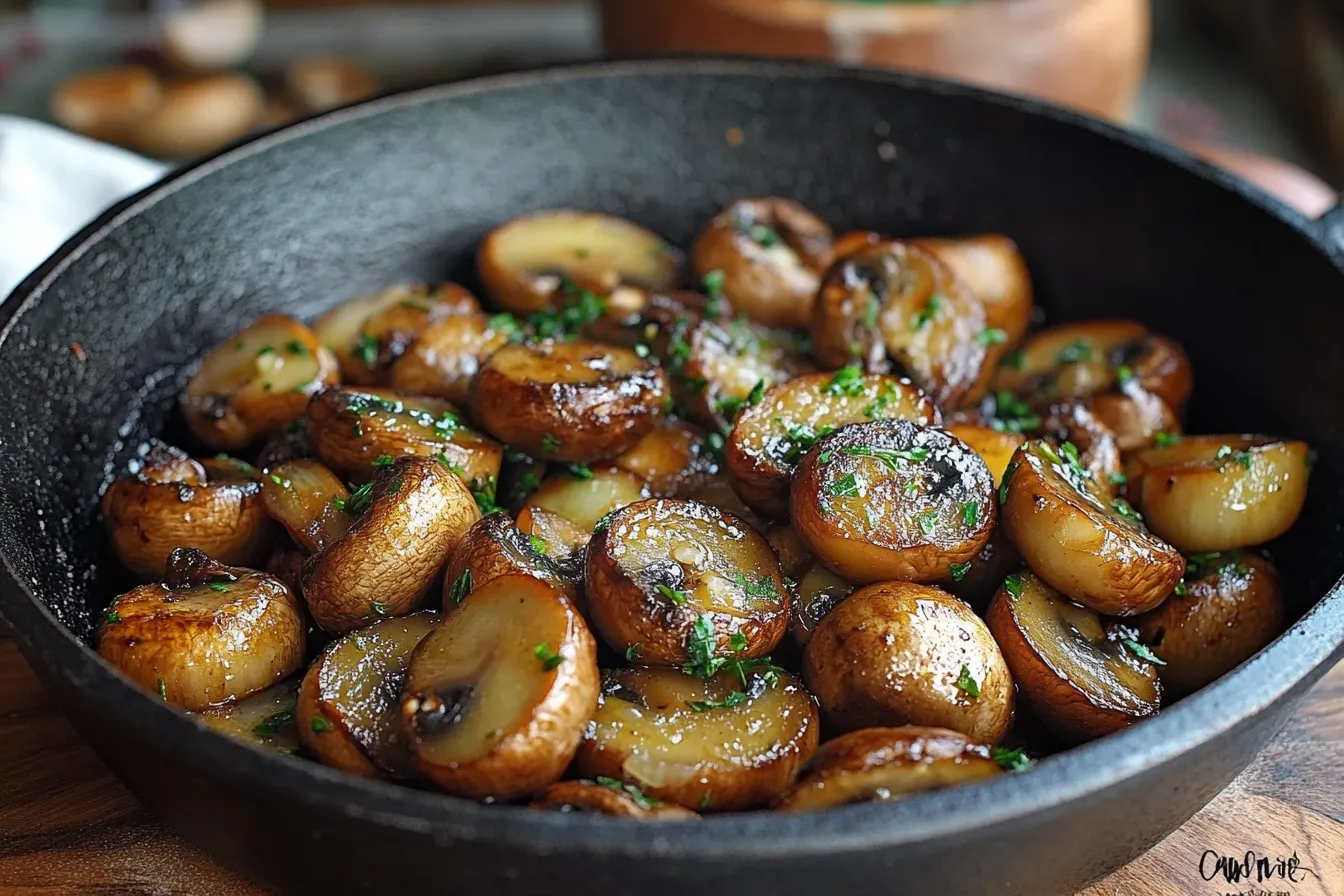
955, 664, 981, 699
1003, 574, 1024, 598
534, 643, 565, 671
657, 583, 690, 605
828, 473, 861, 498
310, 717, 333, 734
1121, 639, 1167, 667
253, 704, 296, 738
823, 364, 865, 397
447, 569, 473, 604
356, 331, 379, 367
949, 562, 972, 582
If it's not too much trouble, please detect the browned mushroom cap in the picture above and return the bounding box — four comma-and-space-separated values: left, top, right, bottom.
470, 340, 669, 463
726, 369, 939, 518
194, 677, 300, 756
790, 421, 997, 584
914, 234, 1034, 347
441, 512, 580, 610
401, 575, 598, 800
991, 320, 1146, 399
531, 780, 699, 819
305, 387, 502, 492
658, 314, 815, 435
181, 314, 339, 450
1123, 435, 1311, 552
255, 419, 314, 470
774, 726, 1003, 812
585, 498, 788, 664
259, 458, 351, 554
985, 570, 1162, 744
804, 582, 1014, 743
1134, 551, 1285, 700
1000, 439, 1184, 615
384, 311, 515, 406
690, 197, 834, 329
477, 210, 681, 315
101, 440, 277, 579
1115, 334, 1193, 413
300, 456, 480, 633
98, 548, 306, 710
297, 611, 439, 779
572, 665, 819, 812
813, 240, 990, 408
313, 283, 479, 385
788, 561, 854, 649
613, 418, 720, 498
522, 465, 650, 531
1037, 401, 1122, 492
1086, 385, 1181, 452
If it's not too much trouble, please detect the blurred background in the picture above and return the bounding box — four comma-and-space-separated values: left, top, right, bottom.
0, 0, 1338, 214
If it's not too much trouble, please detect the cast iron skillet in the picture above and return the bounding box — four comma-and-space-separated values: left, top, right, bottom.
1, 59, 1342, 896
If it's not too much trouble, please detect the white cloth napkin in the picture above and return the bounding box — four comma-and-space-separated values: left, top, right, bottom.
0, 116, 168, 298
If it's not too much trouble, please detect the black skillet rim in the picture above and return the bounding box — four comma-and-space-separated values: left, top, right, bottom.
2, 57, 1343, 859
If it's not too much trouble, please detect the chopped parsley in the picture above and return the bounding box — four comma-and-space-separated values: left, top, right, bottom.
534, 643, 565, 671
269, 474, 291, 489
1153, 432, 1181, 447
447, 569, 473, 604
681, 614, 784, 686
104, 606, 122, 624
335, 482, 375, 516
910, 294, 945, 330
528, 534, 549, 555
372, 454, 395, 468
209, 583, 230, 593
657, 583, 690, 605
841, 444, 929, 471
863, 382, 900, 419
157, 678, 168, 701
701, 431, 726, 463
310, 716, 333, 734
777, 420, 836, 464
949, 562, 972, 582
915, 510, 937, 536
1057, 339, 1092, 363
955, 665, 981, 699
702, 269, 727, 316
527, 279, 607, 340
715, 379, 766, 421
976, 327, 1008, 346
961, 502, 980, 527
540, 434, 561, 454
999, 460, 1019, 504
355, 331, 379, 367
284, 339, 308, 356
470, 477, 502, 515
596, 776, 661, 809
989, 391, 1041, 434
748, 223, 782, 247
1234, 450, 1255, 470
1107, 471, 1128, 486
687, 692, 748, 712
1003, 574, 1024, 598
734, 573, 778, 599
1001, 348, 1026, 370
566, 464, 594, 480
1121, 639, 1166, 667
252, 704, 296, 738
823, 364, 865, 397
487, 313, 524, 341
1115, 364, 1134, 384
625, 643, 641, 662
371, 602, 387, 616
991, 746, 1033, 772
1110, 497, 1144, 523
828, 472, 861, 498
433, 451, 465, 477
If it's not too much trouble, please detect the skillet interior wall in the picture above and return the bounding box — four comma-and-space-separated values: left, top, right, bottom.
0, 65, 1339, 643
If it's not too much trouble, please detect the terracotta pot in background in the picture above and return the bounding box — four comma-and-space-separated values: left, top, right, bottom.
601, 0, 1150, 120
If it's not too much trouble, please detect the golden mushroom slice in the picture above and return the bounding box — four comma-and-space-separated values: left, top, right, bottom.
803, 582, 1014, 744
522, 465, 650, 532
195, 677, 301, 756
725, 368, 939, 518
572, 665, 819, 812
690, 197, 834, 329
516, 506, 590, 566
313, 282, 479, 385
471, 340, 669, 463
774, 726, 1004, 812
1086, 385, 1181, 452
613, 418, 720, 498
986, 571, 1162, 744
102, 440, 276, 579
401, 575, 598, 800
813, 240, 990, 408
1000, 439, 1183, 615
1134, 551, 1285, 700
478, 210, 680, 315
386, 311, 516, 406
98, 548, 306, 711
258, 458, 351, 554
585, 498, 788, 664
305, 387, 502, 492
181, 314, 339, 450
530, 780, 699, 819
914, 234, 1034, 347
300, 456, 480, 633
441, 512, 580, 609
788, 562, 854, 649
297, 611, 439, 779
790, 421, 997, 584
1123, 435, 1311, 552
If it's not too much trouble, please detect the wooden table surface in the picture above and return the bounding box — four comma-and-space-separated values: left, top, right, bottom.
1, 637, 1339, 895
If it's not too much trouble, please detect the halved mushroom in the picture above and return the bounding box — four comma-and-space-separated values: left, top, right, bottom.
788, 562, 854, 648
790, 421, 997, 584
613, 418, 720, 498
944, 424, 1027, 487
258, 458, 351, 554
300, 456, 480, 633
195, 677, 301, 755
441, 512, 580, 609
803, 581, 1014, 743
774, 726, 1003, 812
1087, 385, 1181, 452
181, 314, 339, 450
530, 780, 699, 819
297, 611, 439, 779
572, 665, 819, 812
914, 234, 1034, 347
515, 506, 590, 570
478, 211, 680, 315
725, 369, 938, 517
102, 440, 277, 579
312, 282, 479, 385
690, 197, 834, 329
305, 387, 502, 491
386, 311, 515, 406
1134, 551, 1285, 699
471, 340, 669, 462
1000, 439, 1184, 615
585, 498, 788, 664
812, 240, 990, 408
1037, 401, 1122, 491
401, 575, 598, 799
522, 465, 649, 532
1123, 435, 1311, 552
985, 571, 1161, 743
98, 548, 306, 710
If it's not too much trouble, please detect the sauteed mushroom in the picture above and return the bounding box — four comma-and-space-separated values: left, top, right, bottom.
195, 677, 301, 755
614, 418, 720, 498
98, 548, 306, 710
522, 465, 650, 531
442, 511, 579, 608
386, 311, 516, 406
258, 458, 351, 554
914, 234, 1034, 347
401, 575, 598, 799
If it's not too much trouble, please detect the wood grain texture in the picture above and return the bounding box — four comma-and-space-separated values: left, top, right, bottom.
0, 637, 1338, 895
